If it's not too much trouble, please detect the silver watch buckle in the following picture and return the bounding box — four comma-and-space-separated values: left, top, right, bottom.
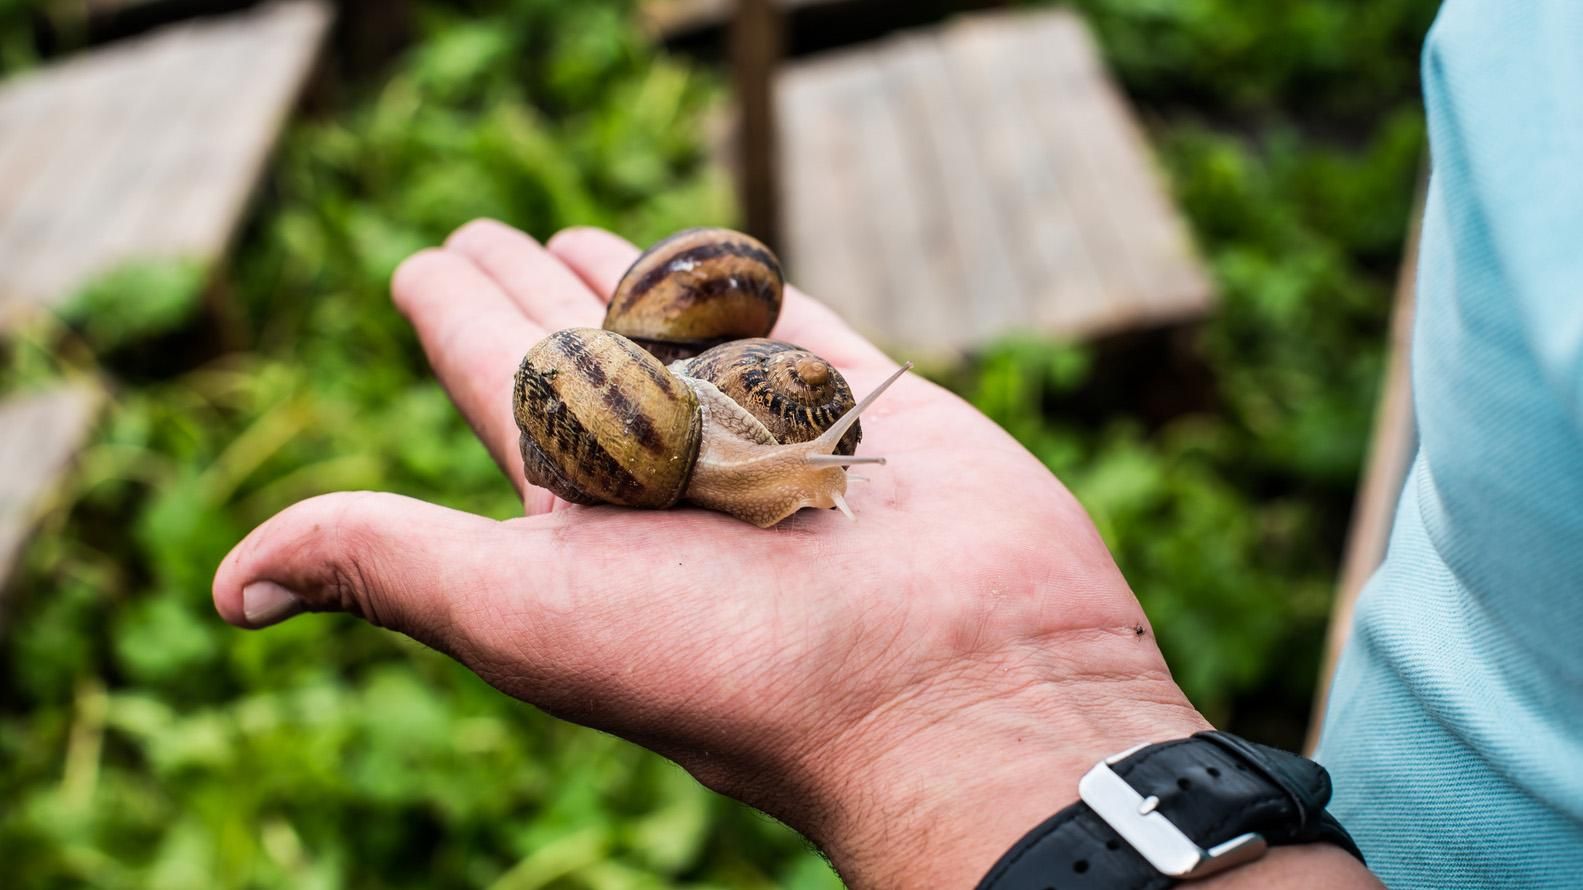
1078, 744, 1269, 880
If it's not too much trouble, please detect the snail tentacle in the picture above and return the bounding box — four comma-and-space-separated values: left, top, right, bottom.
806, 454, 886, 467
830, 490, 855, 523
807, 362, 910, 454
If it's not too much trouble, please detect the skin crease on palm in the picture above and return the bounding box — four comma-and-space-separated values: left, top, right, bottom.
212, 220, 1379, 889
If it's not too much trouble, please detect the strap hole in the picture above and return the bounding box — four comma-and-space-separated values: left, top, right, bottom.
1073, 859, 1089, 874
1105, 839, 1121, 851
1207, 767, 1221, 778
1177, 777, 1192, 791
1235, 762, 1248, 771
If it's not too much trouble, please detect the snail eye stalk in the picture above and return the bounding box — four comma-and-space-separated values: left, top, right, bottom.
805, 454, 886, 467
809, 362, 914, 454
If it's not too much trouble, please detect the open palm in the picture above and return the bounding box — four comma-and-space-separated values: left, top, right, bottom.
213, 221, 1206, 887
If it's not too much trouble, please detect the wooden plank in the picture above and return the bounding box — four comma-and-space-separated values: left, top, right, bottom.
148, 5, 326, 254
774, 8, 1213, 357
1305, 186, 1424, 754
999, 15, 1146, 331
936, 15, 1109, 335
0, 384, 100, 629
879, 32, 1026, 348
731, 0, 786, 249
1015, 12, 1211, 330
3, 21, 213, 305
641, 0, 849, 40
778, 59, 892, 342
1009, 16, 1153, 331
782, 44, 971, 353
0, 0, 332, 325
781, 31, 1028, 355
0, 41, 140, 283
847, 47, 958, 352
92, 21, 256, 268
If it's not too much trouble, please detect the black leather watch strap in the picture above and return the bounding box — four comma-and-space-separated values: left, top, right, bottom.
977, 731, 1363, 889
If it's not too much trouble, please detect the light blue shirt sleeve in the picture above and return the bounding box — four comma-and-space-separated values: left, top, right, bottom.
1315, 2, 1583, 887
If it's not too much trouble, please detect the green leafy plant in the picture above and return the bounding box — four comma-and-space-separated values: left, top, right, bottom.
59, 259, 208, 352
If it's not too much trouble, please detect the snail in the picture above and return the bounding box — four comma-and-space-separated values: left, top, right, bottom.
674, 338, 862, 456
603, 227, 783, 362
513, 328, 909, 527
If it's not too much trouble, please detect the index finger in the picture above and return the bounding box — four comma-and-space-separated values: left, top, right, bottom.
391, 248, 560, 515
544, 226, 897, 373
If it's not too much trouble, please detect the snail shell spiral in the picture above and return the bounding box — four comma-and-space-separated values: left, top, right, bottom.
513, 328, 702, 508
674, 338, 861, 456
603, 227, 783, 362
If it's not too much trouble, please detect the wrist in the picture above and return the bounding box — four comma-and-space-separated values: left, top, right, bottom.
800, 630, 1210, 889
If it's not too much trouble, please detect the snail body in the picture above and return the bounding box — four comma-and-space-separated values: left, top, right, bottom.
603, 228, 783, 362
514, 328, 906, 527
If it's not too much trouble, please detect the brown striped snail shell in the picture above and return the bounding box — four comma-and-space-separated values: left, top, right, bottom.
513, 327, 702, 508
673, 338, 861, 457
603, 227, 783, 362
513, 328, 908, 527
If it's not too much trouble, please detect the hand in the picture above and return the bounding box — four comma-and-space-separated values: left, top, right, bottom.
213, 220, 1209, 887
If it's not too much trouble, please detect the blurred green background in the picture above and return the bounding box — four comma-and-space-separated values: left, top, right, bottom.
0, 0, 1437, 886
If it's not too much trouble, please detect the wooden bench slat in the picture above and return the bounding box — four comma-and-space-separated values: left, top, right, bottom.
642, 0, 852, 40
813, 55, 916, 344
779, 61, 893, 342
1001, 16, 1142, 332
936, 14, 1110, 336
1019, 14, 1211, 329
88, 24, 251, 270
0, 42, 141, 280
0, 0, 332, 322
881, 32, 1028, 347
3, 23, 212, 304
1305, 185, 1424, 753
774, 8, 1213, 357
158, 5, 330, 256
852, 47, 960, 352
140, 21, 290, 256
0, 384, 100, 622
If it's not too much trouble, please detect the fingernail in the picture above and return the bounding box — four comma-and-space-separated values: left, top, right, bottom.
242, 581, 305, 628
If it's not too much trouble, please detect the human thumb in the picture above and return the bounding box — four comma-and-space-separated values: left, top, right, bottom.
212, 491, 516, 656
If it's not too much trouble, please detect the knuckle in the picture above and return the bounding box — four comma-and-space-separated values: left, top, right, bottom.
544, 225, 600, 254
444, 217, 514, 254
390, 248, 453, 315
322, 493, 397, 625
282, 493, 403, 630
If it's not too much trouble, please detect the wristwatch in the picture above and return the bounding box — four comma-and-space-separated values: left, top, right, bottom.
976, 731, 1364, 889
